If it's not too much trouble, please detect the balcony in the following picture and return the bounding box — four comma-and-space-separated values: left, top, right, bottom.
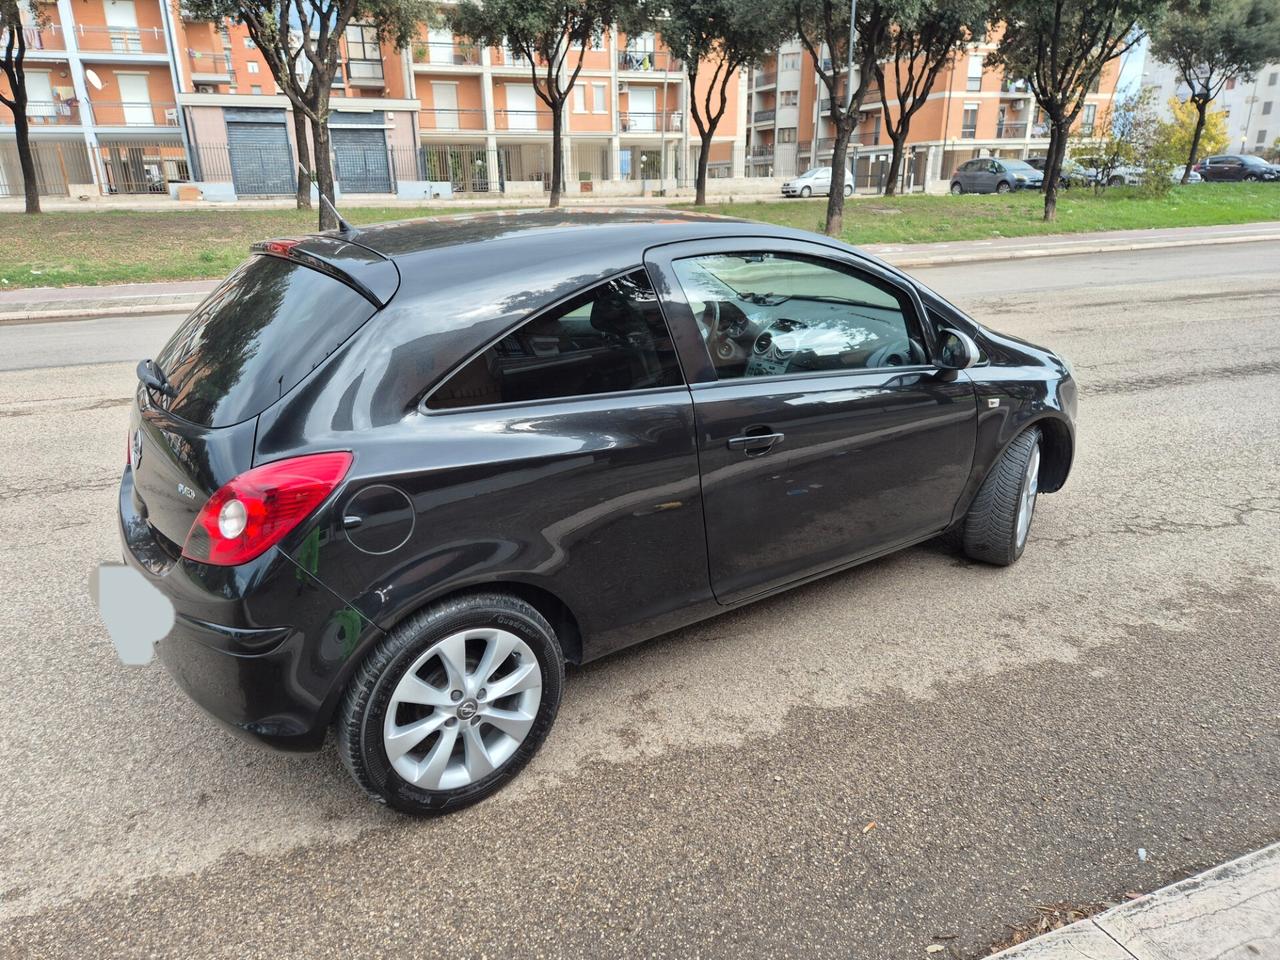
749, 144, 774, 160
996, 121, 1028, 139
412, 41, 481, 66
1, 99, 82, 125
89, 100, 179, 127
493, 109, 549, 132
1001, 78, 1032, 96
419, 107, 486, 131
753, 108, 775, 123
817, 137, 834, 153
754, 70, 776, 88
73, 24, 168, 55
347, 58, 384, 88
618, 49, 680, 72
856, 128, 879, 146
188, 49, 233, 84
619, 111, 682, 134
21, 23, 66, 52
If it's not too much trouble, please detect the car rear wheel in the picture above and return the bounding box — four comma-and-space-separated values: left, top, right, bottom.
800, 186, 812, 198
996, 181, 1012, 194
338, 592, 564, 815
843, 184, 853, 197
1108, 175, 1124, 187
950, 182, 963, 195
1244, 174, 1259, 182
961, 427, 1042, 566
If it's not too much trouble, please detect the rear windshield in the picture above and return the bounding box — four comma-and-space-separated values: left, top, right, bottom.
154, 255, 376, 427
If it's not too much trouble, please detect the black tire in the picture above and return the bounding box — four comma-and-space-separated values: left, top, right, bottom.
338, 592, 565, 816
996, 180, 1012, 194
961, 427, 1043, 567
950, 182, 963, 195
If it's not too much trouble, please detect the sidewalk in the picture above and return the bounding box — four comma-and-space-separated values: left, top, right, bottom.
990, 842, 1280, 960
2, 220, 1278, 325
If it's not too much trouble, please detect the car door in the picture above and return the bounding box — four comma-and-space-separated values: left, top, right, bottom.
813, 168, 832, 195
956, 160, 975, 190
645, 238, 978, 604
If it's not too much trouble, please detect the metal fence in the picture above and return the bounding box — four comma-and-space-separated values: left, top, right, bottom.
97, 140, 188, 194
420, 143, 495, 192
0, 139, 92, 197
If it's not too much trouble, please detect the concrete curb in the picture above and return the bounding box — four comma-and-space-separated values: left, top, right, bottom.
2, 229, 1278, 326
987, 841, 1280, 959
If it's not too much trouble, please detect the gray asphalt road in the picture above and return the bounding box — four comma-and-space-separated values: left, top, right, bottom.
1, 242, 1277, 959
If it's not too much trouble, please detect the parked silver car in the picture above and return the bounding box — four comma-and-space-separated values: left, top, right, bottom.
781, 166, 855, 198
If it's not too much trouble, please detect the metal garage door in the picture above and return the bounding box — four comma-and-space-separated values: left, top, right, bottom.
331, 125, 391, 193
227, 110, 295, 195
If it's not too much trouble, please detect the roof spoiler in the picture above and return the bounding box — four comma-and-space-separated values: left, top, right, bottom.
250, 235, 400, 308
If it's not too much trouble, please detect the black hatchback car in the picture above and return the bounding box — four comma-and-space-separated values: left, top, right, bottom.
1194, 154, 1280, 182
118, 209, 1076, 814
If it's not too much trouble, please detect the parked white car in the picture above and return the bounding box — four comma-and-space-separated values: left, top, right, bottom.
1075, 157, 1202, 186
781, 166, 855, 198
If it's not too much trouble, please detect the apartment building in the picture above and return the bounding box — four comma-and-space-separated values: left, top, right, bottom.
1141, 56, 1279, 157
0, 0, 748, 199
747, 37, 1123, 191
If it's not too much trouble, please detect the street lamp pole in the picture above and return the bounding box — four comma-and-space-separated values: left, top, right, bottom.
846, 0, 858, 189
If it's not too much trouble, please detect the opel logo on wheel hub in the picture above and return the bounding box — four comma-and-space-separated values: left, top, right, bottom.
456, 699, 478, 721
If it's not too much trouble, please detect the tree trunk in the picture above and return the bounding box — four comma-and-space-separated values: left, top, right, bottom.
549, 105, 563, 208
883, 133, 905, 197
12, 108, 41, 214
695, 129, 713, 206
1183, 99, 1207, 185
1042, 119, 1070, 222
312, 113, 337, 231
824, 120, 854, 237
292, 108, 312, 210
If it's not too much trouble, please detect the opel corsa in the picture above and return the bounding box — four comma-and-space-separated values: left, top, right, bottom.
118, 209, 1077, 814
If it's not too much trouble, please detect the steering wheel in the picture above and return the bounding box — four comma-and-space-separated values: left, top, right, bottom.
865, 338, 927, 369
702, 301, 743, 364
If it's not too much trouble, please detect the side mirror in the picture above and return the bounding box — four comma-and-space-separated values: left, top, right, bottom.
935, 327, 980, 370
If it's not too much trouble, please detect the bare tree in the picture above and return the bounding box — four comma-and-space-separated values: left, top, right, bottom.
0, 0, 43, 213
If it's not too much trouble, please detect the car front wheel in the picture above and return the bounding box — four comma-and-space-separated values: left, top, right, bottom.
800, 186, 812, 198
338, 592, 564, 815
996, 181, 1011, 194
961, 427, 1042, 566
950, 182, 963, 195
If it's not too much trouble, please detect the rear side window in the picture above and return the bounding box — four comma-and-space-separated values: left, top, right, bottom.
155, 255, 376, 427
427, 270, 683, 410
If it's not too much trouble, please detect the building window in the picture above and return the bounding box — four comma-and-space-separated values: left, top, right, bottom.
1226, 77, 1236, 90
243, 36, 255, 49
1270, 72, 1277, 86
247, 60, 259, 74
778, 127, 797, 143
961, 102, 979, 138
781, 53, 800, 71
780, 90, 797, 107
573, 86, 585, 112
251, 85, 262, 95
592, 82, 607, 113
967, 54, 982, 92
345, 23, 380, 61
1081, 103, 1096, 135
1263, 101, 1273, 115
1258, 129, 1269, 145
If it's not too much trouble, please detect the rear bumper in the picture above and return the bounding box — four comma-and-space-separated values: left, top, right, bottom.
117, 467, 379, 751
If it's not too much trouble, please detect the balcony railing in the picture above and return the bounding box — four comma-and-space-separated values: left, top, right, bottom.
188, 49, 233, 81
419, 107, 486, 131
493, 108, 549, 131
754, 70, 776, 87
1, 99, 82, 125
74, 24, 168, 54
618, 49, 680, 72
753, 108, 775, 123
748, 144, 774, 160
347, 58, 384, 86
1001, 78, 1032, 95
412, 41, 481, 66
996, 121, 1028, 139
960, 124, 977, 139
856, 128, 879, 146
21, 24, 66, 51
619, 111, 682, 133
816, 137, 834, 152
89, 100, 179, 127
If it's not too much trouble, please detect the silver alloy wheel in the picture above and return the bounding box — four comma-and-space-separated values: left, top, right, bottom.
382, 628, 542, 791
1015, 442, 1041, 549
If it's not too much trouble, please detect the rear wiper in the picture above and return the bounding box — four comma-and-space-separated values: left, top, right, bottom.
136, 358, 177, 398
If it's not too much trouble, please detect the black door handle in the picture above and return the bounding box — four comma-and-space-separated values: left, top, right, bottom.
727, 429, 785, 454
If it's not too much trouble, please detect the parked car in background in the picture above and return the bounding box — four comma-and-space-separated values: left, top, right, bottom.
1027, 157, 1096, 189
950, 158, 1044, 194
1193, 154, 1279, 182
781, 166, 855, 198
1075, 157, 1202, 186
111, 208, 1076, 815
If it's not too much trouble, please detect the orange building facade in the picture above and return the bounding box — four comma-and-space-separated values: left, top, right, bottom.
1, 1, 748, 198
747, 37, 1122, 191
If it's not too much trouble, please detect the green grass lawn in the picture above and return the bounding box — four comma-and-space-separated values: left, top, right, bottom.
685, 182, 1280, 247
1, 184, 1277, 289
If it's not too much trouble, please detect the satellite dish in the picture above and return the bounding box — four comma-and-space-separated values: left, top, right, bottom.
85, 69, 104, 90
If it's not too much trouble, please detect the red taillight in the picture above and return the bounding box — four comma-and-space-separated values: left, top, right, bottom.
181, 452, 353, 566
